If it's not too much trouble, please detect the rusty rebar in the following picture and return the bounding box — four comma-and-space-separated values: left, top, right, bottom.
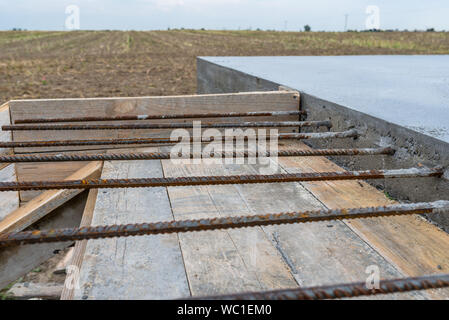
191, 273, 449, 300
0, 147, 395, 163
14, 110, 306, 124
0, 130, 359, 149
0, 201, 448, 247
2, 120, 332, 131
0, 167, 442, 192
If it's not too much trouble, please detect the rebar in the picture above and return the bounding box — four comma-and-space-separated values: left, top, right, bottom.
2, 120, 332, 131
0, 167, 442, 192
191, 273, 449, 300
0, 130, 359, 148
14, 110, 306, 124
0, 201, 448, 247
0, 147, 395, 163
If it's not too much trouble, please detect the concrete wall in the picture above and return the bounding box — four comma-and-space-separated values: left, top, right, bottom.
197, 57, 449, 231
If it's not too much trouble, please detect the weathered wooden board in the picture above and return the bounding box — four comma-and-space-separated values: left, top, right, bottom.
60, 189, 98, 300
0, 164, 19, 222
0, 192, 87, 290
9, 91, 300, 153
74, 155, 190, 299
161, 160, 298, 296
0, 161, 102, 234
278, 140, 449, 299
206, 158, 426, 299
0, 102, 13, 159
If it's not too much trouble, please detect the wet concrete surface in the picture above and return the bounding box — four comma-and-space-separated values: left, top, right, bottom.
200, 55, 449, 143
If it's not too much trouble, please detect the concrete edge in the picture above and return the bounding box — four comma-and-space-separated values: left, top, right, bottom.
196, 57, 449, 231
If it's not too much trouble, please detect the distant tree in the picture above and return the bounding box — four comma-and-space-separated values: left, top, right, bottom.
304, 25, 311, 32
426, 28, 435, 32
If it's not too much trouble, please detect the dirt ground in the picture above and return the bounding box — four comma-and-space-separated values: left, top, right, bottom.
1, 30, 449, 298
2, 30, 449, 105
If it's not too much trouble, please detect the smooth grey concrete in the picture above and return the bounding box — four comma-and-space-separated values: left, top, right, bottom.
197, 56, 449, 231
199, 55, 449, 144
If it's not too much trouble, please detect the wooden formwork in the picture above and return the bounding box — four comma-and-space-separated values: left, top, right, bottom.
0, 91, 448, 300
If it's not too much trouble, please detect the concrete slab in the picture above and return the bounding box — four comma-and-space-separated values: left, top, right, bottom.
197, 55, 449, 232
199, 55, 449, 144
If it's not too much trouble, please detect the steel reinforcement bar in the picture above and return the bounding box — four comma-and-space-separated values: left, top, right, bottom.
0, 147, 395, 163
0, 130, 359, 148
0, 167, 442, 192
14, 110, 306, 124
0, 201, 448, 247
2, 120, 332, 131
191, 273, 449, 300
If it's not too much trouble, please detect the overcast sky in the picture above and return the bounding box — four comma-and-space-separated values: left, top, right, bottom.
0, 0, 448, 31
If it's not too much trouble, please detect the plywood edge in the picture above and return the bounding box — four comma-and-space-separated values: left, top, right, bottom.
0, 161, 103, 235
7, 91, 297, 104
60, 188, 99, 300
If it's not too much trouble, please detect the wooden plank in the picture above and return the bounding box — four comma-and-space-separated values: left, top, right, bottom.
9, 91, 300, 153
0, 191, 87, 290
200, 156, 426, 299
277, 140, 449, 299
60, 189, 98, 300
74, 154, 190, 299
6, 282, 62, 300
0, 161, 102, 235
161, 160, 298, 296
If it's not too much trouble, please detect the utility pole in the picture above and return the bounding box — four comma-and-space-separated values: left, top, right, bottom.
344, 14, 349, 31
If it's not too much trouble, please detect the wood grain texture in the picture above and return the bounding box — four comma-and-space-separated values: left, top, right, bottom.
0, 102, 13, 157
9, 91, 300, 153
161, 160, 298, 296
204, 157, 424, 299
6, 282, 62, 300
0, 161, 102, 235
278, 140, 449, 299
16, 162, 88, 202
74, 154, 190, 299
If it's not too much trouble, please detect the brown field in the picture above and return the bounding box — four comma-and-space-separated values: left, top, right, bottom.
1, 30, 449, 104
